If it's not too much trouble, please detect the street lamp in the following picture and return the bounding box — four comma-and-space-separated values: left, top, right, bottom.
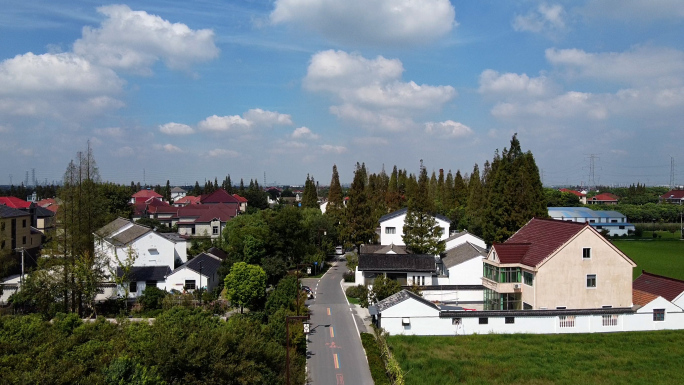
285, 315, 310, 385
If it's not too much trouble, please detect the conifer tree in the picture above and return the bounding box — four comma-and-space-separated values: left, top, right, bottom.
386, 166, 401, 212
302, 174, 319, 208
465, 164, 485, 237
341, 163, 377, 252
326, 165, 344, 243
402, 163, 446, 255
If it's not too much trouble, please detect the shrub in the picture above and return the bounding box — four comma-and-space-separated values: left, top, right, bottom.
343, 271, 355, 282
138, 286, 168, 311
361, 333, 391, 385
345, 285, 367, 299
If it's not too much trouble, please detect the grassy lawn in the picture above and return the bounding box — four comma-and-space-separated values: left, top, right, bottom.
611, 239, 684, 280
347, 296, 360, 305
389, 330, 684, 385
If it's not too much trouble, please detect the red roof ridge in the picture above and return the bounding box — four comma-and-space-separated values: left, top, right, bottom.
640, 270, 684, 284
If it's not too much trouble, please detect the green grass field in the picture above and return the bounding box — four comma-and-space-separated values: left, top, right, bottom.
389, 330, 684, 385
611, 239, 684, 280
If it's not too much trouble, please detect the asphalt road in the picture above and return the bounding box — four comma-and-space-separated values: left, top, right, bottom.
302, 259, 373, 385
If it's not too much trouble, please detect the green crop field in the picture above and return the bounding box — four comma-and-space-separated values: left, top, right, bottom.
611, 239, 684, 280
389, 330, 684, 385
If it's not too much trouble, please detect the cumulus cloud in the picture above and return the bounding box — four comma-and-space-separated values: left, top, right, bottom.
292, 126, 319, 140
546, 46, 684, 87
113, 146, 134, 157
154, 143, 183, 153
0, 52, 124, 119
305, 50, 456, 131
513, 3, 566, 36
74, 5, 219, 74
321, 144, 347, 154
243, 108, 293, 127
479, 69, 555, 98
208, 148, 239, 158
198, 115, 252, 132
159, 122, 195, 135
270, 0, 456, 46
424, 120, 473, 138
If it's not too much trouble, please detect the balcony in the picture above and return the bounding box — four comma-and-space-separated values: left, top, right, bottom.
482, 278, 521, 293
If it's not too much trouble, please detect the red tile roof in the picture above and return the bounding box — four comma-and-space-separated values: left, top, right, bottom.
590, 193, 619, 202
633, 271, 684, 302
132, 189, 162, 198
232, 194, 248, 203
632, 289, 659, 306
177, 203, 238, 222
559, 188, 585, 197
661, 190, 684, 200
0, 196, 31, 209
492, 218, 587, 267
174, 196, 200, 205
37, 198, 56, 207
200, 189, 239, 204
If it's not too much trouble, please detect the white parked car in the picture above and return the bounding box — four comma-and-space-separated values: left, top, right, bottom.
335, 246, 343, 255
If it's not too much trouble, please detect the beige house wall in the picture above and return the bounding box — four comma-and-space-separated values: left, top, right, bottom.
534, 228, 634, 309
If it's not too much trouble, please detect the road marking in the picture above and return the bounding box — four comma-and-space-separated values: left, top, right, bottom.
327, 308, 331, 316
330, 326, 335, 338
336, 373, 345, 384
333, 353, 340, 369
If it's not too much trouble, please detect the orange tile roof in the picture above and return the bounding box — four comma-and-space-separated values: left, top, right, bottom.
633, 271, 684, 302
632, 289, 659, 306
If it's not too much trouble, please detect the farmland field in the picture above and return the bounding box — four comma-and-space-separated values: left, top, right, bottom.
611, 239, 684, 280
389, 330, 684, 385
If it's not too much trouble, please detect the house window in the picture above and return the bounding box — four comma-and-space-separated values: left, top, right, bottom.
499, 267, 521, 283
611, 219, 618, 223
523, 271, 534, 286
559, 315, 575, 328
212, 226, 219, 235
129, 281, 137, 293
452, 318, 462, 325
191, 227, 195, 235
619, 226, 625, 230
653, 309, 665, 322
1, 240, 4, 249
1, 222, 4, 231
556, 306, 567, 310
22, 236, 26, 245
602, 315, 618, 326
505, 317, 515, 324
479, 318, 488, 325
589, 219, 596, 223
185, 280, 196, 290
421, 276, 425, 286
582, 248, 591, 259
22, 219, 26, 227
385, 227, 396, 234
587, 274, 597, 288
401, 318, 410, 325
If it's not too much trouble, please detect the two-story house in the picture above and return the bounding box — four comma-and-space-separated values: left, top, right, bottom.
483, 218, 635, 310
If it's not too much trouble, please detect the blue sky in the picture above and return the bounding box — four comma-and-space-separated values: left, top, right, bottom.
1, 0, 683, 187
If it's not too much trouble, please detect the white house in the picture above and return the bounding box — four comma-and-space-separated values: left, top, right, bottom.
379, 208, 450, 246
170, 187, 187, 201
166, 251, 223, 294
0, 274, 21, 305
548, 207, 635, 237
94, 218, 187, 299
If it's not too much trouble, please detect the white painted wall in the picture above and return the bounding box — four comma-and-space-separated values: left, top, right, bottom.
380, 212, 450, 246
421, 289, 483, 309
97, 231, 187, 278
379, 296, 684, 336
447, 257, 484, 285
166, 267, 219, 293
445, 233, 486, 250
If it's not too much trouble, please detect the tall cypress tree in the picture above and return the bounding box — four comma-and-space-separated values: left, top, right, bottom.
302, 174, 319, 208
341, 163, 376, 252
465, 164, 484, 237
402, 163, 446, 255
386, 165, 401, 212
326, 165, 344, 244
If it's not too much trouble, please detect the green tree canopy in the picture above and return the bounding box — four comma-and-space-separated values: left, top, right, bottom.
224, 262, 266, 313
402, 163, 446, 255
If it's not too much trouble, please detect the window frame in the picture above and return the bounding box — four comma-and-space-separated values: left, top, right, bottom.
653, 309, 665, 322
185, 280, 196, 290
505, 316, 515, 324
523, 271, 534, 286
582, 247, 591, 259
478, 317, 488, 325
587, 274, 597, 288
212, 226, 219, 235
129, 281, 137, 294
385, 227, 396, 234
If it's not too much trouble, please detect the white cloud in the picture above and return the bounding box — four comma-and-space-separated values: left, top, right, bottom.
479, 69, 555, 98
352, 137, 389, 146
113, 146, 134, 157
94, 127, 123, 137
270, 0, 456, 46
154, 143, 183, 153
198, 115, 252, 132
0, 125, 9, 133
305, 50, 456, 131
513, 3, 566, 35
243, 108, 293, 127
425, 120, 474, 138
491, 91, 608, 120
159, 122, 195, 135
546, 46, 684, 87
321, 144, 347, 154
18, 148, 34, 156
73, 4, 219, 74
292, 126, 319, 140
208, 148, 239, 158
0, 52, 124, 120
